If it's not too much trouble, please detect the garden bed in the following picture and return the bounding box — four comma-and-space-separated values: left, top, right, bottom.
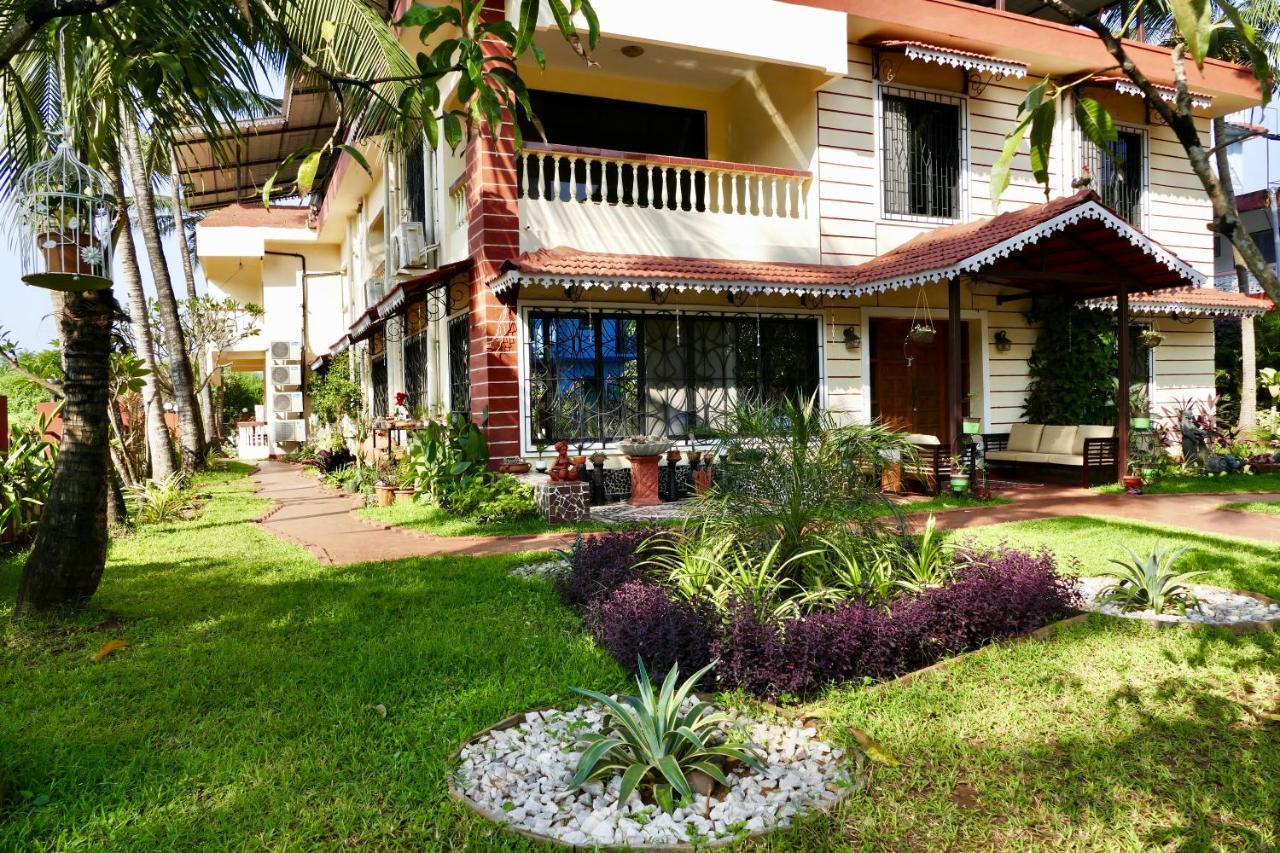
451, 702, 860, 849
1075, 577, 1280, 633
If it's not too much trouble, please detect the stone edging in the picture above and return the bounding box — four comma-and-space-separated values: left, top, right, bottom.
1082, 587, 1280, 636
448, 701, 867, 852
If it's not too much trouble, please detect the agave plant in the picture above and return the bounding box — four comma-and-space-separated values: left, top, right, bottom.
570, 659, 764, 813
1097, 545, 1205, 615
127, 472, 195, 524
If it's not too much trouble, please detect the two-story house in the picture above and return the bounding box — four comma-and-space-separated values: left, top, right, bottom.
180, 0, 1271, 478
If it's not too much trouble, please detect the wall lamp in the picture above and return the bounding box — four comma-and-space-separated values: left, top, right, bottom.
842, 327, 861, 351
993, 329, 1013, 352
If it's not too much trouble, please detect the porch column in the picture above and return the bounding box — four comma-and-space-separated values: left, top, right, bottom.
947, 276, 963, 461
1116, 284, 1131, 481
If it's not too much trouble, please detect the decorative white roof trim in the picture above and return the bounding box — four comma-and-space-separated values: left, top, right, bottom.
376, 286, 406, 318
351, 314, 374, 338
490, 268, 861, 299
851, 200, 1204, 296
902, 44, 1027, 80
1083, 295, 1271, 318
1110, 79, 1213, 110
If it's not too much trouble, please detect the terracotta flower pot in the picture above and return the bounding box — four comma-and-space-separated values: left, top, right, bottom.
692, 467, 713, 495
394, 487, 417, 504
375, 484, 395, 507
503, 462, 531, 475
37, 231, 94, 274
1123, 475, 1143, 495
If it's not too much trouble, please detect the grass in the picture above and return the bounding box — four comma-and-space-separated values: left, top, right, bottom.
878, 492, 1012, 516
1095, 470, 1280, 495
3, 464, 1278, 849
1221, 500, 1280, 517
360, 500, 608, 537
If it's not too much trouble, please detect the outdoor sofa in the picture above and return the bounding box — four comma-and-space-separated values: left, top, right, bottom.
983, 423, 1117, 487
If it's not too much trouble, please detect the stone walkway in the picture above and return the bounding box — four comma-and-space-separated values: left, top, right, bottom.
250, 461, 1280, 564
251, 461, 572, 565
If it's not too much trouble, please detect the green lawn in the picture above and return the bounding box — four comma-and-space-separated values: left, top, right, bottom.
1222, 500, 1280, 517
879, 492, 1012, 516
360, 500, 608, 537
2, 464, 1278, 849
1095, 471, 1280, 495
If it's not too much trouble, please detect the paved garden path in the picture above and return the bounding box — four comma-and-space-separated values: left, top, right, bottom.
924, 486, 1280, 544
251, 461, 572, 565
251, 461, 1280, 563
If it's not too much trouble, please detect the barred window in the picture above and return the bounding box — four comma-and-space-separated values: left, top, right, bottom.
448, 314, 471, 416
1082, 128, 1144, 225
526, 310, 820, 447
370, 330, 389, 418
882, 91, 963, 220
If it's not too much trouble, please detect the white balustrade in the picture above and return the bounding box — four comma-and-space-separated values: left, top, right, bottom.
516, 144, 811, 221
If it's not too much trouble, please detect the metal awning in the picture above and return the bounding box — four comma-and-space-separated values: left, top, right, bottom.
173, 75, 338, 210
873, 40, 1028, 79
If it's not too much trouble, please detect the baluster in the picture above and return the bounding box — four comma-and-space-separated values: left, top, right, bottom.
769, 176, 779, 218
781, 177, 791, 218
755, 175, 764, 216
654, 166, 664, 210
523, 154, 534, 200
569, 155, 580, 203
729, 172, 739, 215
674, 168, 684, 211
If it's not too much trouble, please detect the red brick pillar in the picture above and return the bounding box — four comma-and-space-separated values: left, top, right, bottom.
466, 0, 522, 465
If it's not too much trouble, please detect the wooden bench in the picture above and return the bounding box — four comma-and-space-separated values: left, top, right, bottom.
983, 424, 1117, 487
900, 433, 975, 496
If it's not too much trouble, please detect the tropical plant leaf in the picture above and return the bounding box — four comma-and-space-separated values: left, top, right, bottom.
1170, 0, 1217, 66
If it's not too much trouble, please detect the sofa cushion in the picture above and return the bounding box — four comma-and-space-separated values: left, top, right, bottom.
1042, 453, 1085, 467
1007, 423, 1044, 453
905, 433, 941, 446
987, 450, 1046, 464
1072, 425, 1115, 455
1037, 425, 1077, 456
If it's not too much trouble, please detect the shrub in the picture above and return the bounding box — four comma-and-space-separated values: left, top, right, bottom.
1096, 544, 1203, 615
448, 475, 538, 524
0, 424, 57, 543
128, 472, 196, 524
892, 547, 1079, 665
712, 604, 804, 697
585, 580, 715, 681
555, 529, 658, 611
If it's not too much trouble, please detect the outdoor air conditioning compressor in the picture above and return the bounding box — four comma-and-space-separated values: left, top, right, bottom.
271, 364, 302, 387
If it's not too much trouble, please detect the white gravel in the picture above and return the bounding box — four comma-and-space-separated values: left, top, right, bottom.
1076, 576, 1280, 625
453, 701, 857, 848
509, 558, 571, 582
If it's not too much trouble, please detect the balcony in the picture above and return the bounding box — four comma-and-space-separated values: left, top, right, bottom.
516, 143, 816, 263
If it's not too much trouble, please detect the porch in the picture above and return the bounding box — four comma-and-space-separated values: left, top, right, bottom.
487, 190, 1270, 489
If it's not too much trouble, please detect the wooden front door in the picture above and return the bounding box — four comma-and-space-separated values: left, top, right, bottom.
870, 319, 969, 445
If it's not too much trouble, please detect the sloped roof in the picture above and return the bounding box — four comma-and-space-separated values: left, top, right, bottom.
1095, 286, 1273, 317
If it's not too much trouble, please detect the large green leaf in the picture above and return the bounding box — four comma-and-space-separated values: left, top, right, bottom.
1170, 0, 1216, 66
1216, 0, 1274, 106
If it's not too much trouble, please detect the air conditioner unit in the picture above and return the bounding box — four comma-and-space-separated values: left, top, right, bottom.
270, 364, 302, 388
270, 340, 302, 362
273, 419, 307, 443
272, 391, 304, 413
393, 221, 429, 270
364, 275, 385, 308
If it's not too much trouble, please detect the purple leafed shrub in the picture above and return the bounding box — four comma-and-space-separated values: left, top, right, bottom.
893, 547, 1080, 665
585, 580, 715, 681
711, 547, 1078, 698
555, 529, 663, 611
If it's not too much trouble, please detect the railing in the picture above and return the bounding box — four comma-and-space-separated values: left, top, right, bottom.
1214, 263, 1273, 294
517, 142, 811, 220
448, 174, 468, 232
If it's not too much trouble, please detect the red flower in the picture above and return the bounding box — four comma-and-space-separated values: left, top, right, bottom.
395, 392, 408, 407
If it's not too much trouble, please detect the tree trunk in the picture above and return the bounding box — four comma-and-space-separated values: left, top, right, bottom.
1213, 116, 1257, 430
120, 107, 206, 468
16, 289, 116, 614
106, 460, 128, 528
112, 165, 176, 480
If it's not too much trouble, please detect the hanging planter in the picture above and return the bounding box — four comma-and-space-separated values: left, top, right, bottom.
11, 140, 114, 292
908, 324, 937, 345
962, 417, 982, 435
1137, 329, 1165, 349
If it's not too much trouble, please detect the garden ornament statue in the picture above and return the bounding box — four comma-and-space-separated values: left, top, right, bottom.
548, 440, 578, 483
1179, 412, 1206, 464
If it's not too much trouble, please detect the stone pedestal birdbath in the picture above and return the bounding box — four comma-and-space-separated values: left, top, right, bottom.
618, 438, 670, 507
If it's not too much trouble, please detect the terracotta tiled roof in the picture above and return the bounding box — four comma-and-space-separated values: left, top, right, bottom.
1092, 286, 1274, 317
1236, 188, 1272, 213
200, 203, 312, 229
873, 40, 1028, 77
505, 248, 862, 287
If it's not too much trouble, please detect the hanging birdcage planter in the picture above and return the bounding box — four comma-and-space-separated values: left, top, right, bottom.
8, 139, 114, 292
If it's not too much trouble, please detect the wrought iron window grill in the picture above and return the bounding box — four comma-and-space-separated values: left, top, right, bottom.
881, 87, 965, 221
1081, 127, 1145, 226
525, 308, 821, 448
448, 314, 471, 416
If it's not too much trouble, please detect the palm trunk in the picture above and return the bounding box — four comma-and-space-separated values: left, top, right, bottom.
16, 289, 116, 613
112, 166, 176, 480
1212, 116, 1257, 430
120, 108, 206, 468
106, 461, 128, 528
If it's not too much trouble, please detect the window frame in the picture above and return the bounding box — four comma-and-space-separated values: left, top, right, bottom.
518, 303, 826, 453
1076, 116, 1149, 231
875, 84, 969, 225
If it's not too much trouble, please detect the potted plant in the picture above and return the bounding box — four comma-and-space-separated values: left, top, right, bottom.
1130, 386, 1152, 430
617, 436, 671, 458
1123, 462, 1144, 495
499, 456, 531, 475
1137, 328, 1165, 349
949, 455, 969, 493
665, 447, 683, 466
971, 459, 991, 500
962, 416, 982, 435
533, 440, 549, 473
908, 324, 936, 345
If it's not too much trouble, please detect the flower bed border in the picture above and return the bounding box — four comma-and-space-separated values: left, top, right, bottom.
447, 700, 867, 852
1077, 586, 1280, 636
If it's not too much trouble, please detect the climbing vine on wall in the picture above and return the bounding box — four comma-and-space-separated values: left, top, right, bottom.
1022, 297, 1117, 425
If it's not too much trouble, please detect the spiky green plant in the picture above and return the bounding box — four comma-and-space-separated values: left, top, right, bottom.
127, 472, 195, 524
570, 659, 764, 813
893, 515, 954, 594
1097, 545, 1205, 615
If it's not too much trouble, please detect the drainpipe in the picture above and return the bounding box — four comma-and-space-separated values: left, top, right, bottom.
1270, 187, 1279, 282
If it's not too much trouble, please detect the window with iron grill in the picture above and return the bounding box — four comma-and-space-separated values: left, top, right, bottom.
526, 310, 820, 447
403, 137, 427, 226
404, 333, 429, 416
882, 91, 962, 220
371, 355, 388, 417
1082, 128, 1144, 225
448, 314, 471, 415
